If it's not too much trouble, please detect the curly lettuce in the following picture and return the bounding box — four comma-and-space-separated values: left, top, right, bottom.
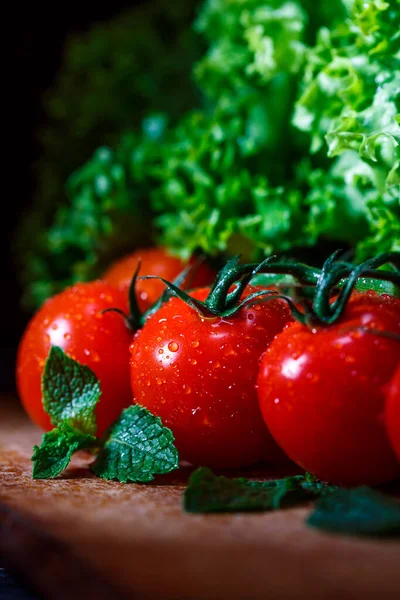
293, 0, 400, 256
18, 0, 400, 309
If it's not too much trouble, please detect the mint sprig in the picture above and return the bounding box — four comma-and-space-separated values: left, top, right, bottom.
307, 487, 400, 537
42, 346, 100, 434
92, 405, 179, 483
184, 468, 336, 513
32, 424, 97, 479
32, 347, 179, 482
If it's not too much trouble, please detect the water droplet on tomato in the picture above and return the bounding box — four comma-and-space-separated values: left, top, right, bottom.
63, 333, 72, 341
247, 313, 254, 321
184, 385, 192, 395
158, 348, 164, 355
84, 349, 90, 357
156, 377, 162, 385
168, 341, 179, 352
191, 340, 199, 348
190, 358, 197, 366
156, 336, 162, 343
224, 345, 237, 357
274, 398, 279, 404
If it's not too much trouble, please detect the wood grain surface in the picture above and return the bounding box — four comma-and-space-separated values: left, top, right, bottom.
1, 396, 400, 600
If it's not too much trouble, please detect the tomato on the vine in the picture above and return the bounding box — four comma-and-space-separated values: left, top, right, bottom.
102, 246, 216, 312
16, 281, 133, 436
257, 292, 400, 486
130, 286, 293, 469
385, 364, 400, 463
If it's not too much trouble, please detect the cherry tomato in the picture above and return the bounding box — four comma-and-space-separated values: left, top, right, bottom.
257, 292, 400, 486
385, 364, 400, 463
102, 246, 216, 312
130, 286, 293, 468
16, 281, 132, 436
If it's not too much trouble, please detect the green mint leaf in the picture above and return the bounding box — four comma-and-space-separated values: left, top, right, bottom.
92, 405, 179, 483
183, 468, 323, 513
32, 423, 97, 479
42, 346, 100, 435
307, 487, 400, 537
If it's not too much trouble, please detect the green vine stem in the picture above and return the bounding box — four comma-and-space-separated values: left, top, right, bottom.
109, 251, 400, 328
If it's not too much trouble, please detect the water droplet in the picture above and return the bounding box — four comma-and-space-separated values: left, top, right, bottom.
156, 336, 162, 343
274, 398, 279, 404
168, 341, 179, 352
84, 349, 90, 357
156, 377, 163, 385
191, 340, 199, 348
63, 333, 72, 341
224, 345, 237, 357
247, 313, 254, 321
158, 348, 164, 355
51, 324, 58, 330
345, 355, 355, 364
184, 385, 192, 395
190, 358, 197, 366
159, 366, 164, 372
146, 381, 151, 387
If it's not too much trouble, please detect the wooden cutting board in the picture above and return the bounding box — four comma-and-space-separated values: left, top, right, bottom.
1, 396, 400, 600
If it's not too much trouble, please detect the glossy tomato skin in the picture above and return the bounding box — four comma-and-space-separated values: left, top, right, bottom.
102, 246, 216, 312
385, 364, 400, 463
16, 281, 133, 436
130, 286, 293, 468
257, 292, 400, 486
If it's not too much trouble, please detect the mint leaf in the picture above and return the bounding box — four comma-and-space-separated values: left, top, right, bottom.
92, 405, 179, 483
307, 487, 400, 537
183, 468, 331, 513
32, 423, 97, 479
42, 346, 100, 434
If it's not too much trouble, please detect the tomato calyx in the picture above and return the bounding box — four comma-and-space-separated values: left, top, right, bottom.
251, 251, 400, 328
140, 255, 280, 318
101, 259, 196, 330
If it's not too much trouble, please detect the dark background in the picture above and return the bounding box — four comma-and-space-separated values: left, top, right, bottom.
3, 1, 145, 395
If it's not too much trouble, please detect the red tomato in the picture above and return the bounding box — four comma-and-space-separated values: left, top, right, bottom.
257, 292, 400, 486
130, 286, 293, 468
102, 246, 216, 312
385, 364, 400, 463
16, 281, 132, 436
